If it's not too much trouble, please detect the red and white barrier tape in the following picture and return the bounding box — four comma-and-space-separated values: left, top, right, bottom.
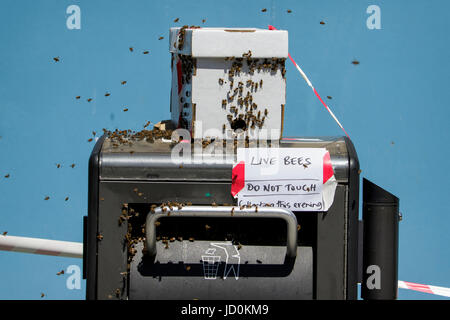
398, 280, 450, 298
268, 25, 350, 139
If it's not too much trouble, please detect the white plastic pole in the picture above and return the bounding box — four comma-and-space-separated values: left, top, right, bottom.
0, 235, 83, 259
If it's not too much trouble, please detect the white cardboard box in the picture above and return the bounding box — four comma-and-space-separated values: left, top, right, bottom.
169, 27, 288, 141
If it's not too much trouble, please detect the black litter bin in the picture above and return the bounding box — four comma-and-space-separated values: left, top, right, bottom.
84, 135, 362, 300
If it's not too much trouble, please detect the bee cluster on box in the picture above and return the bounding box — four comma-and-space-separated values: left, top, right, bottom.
169, 27, 288, 141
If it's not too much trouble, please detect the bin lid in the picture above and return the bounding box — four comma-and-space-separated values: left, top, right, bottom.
98, 136, 354, 184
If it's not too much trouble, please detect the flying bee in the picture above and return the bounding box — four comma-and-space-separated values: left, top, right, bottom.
261, 8, 267, 12
264, 108, 268, 116
205, 224, 211, 231
44, 196, 50, 201
105, 92, 110, 97
41, 293, 45, 298
143, 51, 149, 54
237, 243, 242, 250
70, 164, 75, 168
2, 231, 7, 236
174, 18, 179, 23
188, 237, 194, 242
287, 9, 292, 13
88, 138, 93, 142
123, 108, 128, 112
351, 60, 360, 65
169, 237, 175, 242
96, 234, 104, 241
320, 21, 325, 25
231, 207, 235, 216
56, 270, 65, 276
158, 36, 164, 40
75, 96, 81, 99
297, 224, 301, 231
202, 19, 206, 23
129, 47, 133, 52
257, 110, 261, 119
186, 266, 191, 271
223, 124, 226, 132
154, 221, 161, 227
87, 98, 92, 102
53, 57, 60, 62
65, 197, 69, 201
303, 164, 308, 168
121, 81, 127, 85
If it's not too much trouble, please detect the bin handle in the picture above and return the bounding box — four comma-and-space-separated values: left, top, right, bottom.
145, 205, 298, 258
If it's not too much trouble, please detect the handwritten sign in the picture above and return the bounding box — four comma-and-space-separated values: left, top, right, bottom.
233, 148, 328, 211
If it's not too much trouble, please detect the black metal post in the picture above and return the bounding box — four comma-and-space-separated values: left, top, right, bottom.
361, 178, 399, 300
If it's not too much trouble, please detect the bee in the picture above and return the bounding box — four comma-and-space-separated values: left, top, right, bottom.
70, 164, 75, 168
88, 138, 93, 142
174, 18, 179, 23
260, 79, 263, 88
188, 237, 194, 242
129, 47, 134, 52
164, 242, 169, 249
237, 243, 242, 250
218, 78, 224, 85
222, 124, 226, 132
154, 221, 161, 227
121, 81, 127, 85
222, 99, 227, 108
352, 60, 360, 65
44, 196, 50, 201
65, 197, 69, 201
287, 9, 292, 13
261, 8, 267, 12
202, 19, 206, 23
255, 206, 258, 212
320, 21, 325, 25
231, 207, 235, 216
97, 234, 103, 241
327, 96, 332, 99
123, 108, 128, 112
143, 51, 149, 54
178, 236, 183, 242
115, 289, 121, 297
169, 237, 175, 242
158, 36, 164, 40
138, 192, 143, 197
105, 92, 110, 97
120, 271, 128, 276
41, 293, 45, 298
56, 270, 65, 276
53, 57, 60, 62
186, 266, 191, 271
75, 96, 81, 99
358, 169, 362, 175
264, 108, 268, 116
2, 231, 7, 236
257, 110, 261, 119
303, 164, 308, 168
87, 98, 93, 102
100, 197, 105, 201
256, 259, 262, 264
205, 224, 211, 230
297, 224, 301, 231
255, 83, 258, 91
92, 131, 96, 136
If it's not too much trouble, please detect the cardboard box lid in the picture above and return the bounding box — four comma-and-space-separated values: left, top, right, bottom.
169, 27, 288, 58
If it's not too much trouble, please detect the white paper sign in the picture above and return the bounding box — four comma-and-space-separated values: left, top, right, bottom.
234, 148, 328, 211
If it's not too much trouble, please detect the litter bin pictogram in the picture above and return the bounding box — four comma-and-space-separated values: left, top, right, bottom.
202, 255, 221, 279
